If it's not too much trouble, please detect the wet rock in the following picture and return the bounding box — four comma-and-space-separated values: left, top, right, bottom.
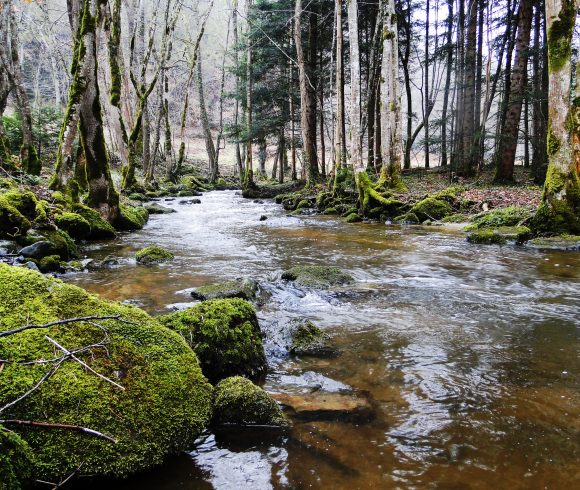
272, 391, 374, 422
178, 198, 201, 205
38, 255, 63, 273
135, 245, 174, 264
290, 320, 337, 358
253, 199, 264, 204
526, 235, 580, 251
259, 215, 268, 221
145, 204, 176, 214
191, 279, 258, 301
24, 261, 39, 272
281, 265, 354, 289
101, 255, 120, 267
18, 240, 57, 260
212, 376, 288, 427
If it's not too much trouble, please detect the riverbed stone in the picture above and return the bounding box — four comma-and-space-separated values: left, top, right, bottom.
145, 204, 176, 214
159, 298, 267, 383
272, 391, 374, 422
135, 245, 174, 264
18, 240, 57, 260
212, 376, 288, 427
526, 235, 580, 251
0, 264, 213, 484
282, 265, 354, 289
290, 320, 337, 357
190, 279, 258, 301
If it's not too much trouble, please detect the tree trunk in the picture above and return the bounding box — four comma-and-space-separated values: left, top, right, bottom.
532, 0, 580, 233
424, 0, 430, 169
441, 0, 453, 167
334, 0, 345, 172
232, 0, 243, 179
532, 0, 548, 183
348, 0, 363, 175
80, 0, 120, 222
294, 0, 319, 184
496, 0, 534, 182
196, 46, 218, 183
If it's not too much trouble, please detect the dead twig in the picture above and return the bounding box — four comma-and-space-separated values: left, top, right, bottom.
0, 419, 117, 443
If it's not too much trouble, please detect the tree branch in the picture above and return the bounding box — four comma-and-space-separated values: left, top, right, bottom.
0, 420, 117, 443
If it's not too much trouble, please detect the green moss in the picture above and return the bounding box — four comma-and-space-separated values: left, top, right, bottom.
394, 212, 419, 224
345, 212, 362, 223
116, 205, 149, 231
527, 234, 580, 250
33, 200, 50, 225
191, 279, 258, 301
466, 206, 533, 230
158, 298, 267, 383
0, 427, 35, 490
0, 196, 31, 239
322, 207, 338, 215
0, 264, 212, 482
135, 245, 174, 264
71, 203, 116, 239
442, 213, 470, 223
128, 193, 146, 202
38, 255, 63, 273
41, 230, 79, 260
547, 0, 576, 73
547, 123, 561, 156
54, 212, 91, 239
50, 191, 70, 206
0, 190, 38, 219
290, 320, 334, 357
212, 376, 287, 427
296, 199, 310, 210
410, 197, 452, 221
466, 230, 507, 245
281, 265, 354, 289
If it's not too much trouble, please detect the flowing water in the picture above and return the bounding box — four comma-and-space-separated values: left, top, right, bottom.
66, 191, 580, 490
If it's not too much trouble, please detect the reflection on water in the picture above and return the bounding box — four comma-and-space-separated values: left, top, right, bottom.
67, 191, 580, 489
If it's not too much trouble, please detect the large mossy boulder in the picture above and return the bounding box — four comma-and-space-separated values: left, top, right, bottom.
54, 212, 91, 239
281, 265, 354, 289
71, 204, 116, 239
18, 230, 78, 261
116, 205, 149, 231
159, 298, 267, 383
135, 245, 174, 264
0, 427, 34, 490
410, 197, 452, 221
0, 264, 213, 483
212, 376, 287, 427
0, 193, 32, 239
190, 279, 258, 301
465, 206, 533, 230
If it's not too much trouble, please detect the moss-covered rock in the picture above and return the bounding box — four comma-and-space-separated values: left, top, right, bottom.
290, 320, 336, 357
42, 230, 78, 260
135, 245, 174, 264
116, 205, 149, 231
526, 234, 580, 250
0, 190, 38, 219
466, 206, 533, 230
18, 230, 78, 261
0, 427, 35, 490
145, 204, 176, 214
191, 279, 258, 301
212, 376, 287, 427
467, 230, 507, 245
0, 196, 31, 239
128, 193, 146, 202
0, 264, 212, 483
159, 298, 267, 383
322, 207, 338, 215
344, 212, 362, 223
410, 197, 452, 221
281, 265, 354, 289
71, 204, 116, 239
38, 255, 63, 273
54, 212, 91, 239
393, 212, 419, 224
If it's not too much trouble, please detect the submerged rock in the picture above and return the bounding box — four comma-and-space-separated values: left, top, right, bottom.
281, 265, 354, 289
272, 392, 374, 422
290, 320, 337, 357
135, 245, 174, 264
212, 376, 288, 427
191, 279, 258, 301
0, 264, 212, 483
159, 298, 267, 383
526, 235, 580, 251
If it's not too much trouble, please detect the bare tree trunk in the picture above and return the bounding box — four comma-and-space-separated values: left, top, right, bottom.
496, 0, 534, 182
289, 35, 297, 180
441, 0, 453, 167
348, 0, 363, 176
424, 0, 430, 169
532, 0, 548, 183
232, 0, 243, 178
294, 0, 319, 184
334, 0, 345, 173
196, 46, 218, 182
244, 0, 254, 186
0, 69, 11, 165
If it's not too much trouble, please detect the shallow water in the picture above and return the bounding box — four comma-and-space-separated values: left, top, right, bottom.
66, 191, 580, 490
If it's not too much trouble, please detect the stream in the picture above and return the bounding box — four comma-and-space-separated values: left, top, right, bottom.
65, 190, 580, 489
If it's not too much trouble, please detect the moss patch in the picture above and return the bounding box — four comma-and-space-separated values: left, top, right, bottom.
135, 246, 174, 264
0, 264, 212, 483
116, 205, 149, 231
281, 265, 354, 289
466, 206, 533, 230
290, 320, 336, 357
0, 427, 35, 490
410, 197, 452, 221
54, 212, 91, 239
467, 230, 507, 245
158, 298, 266, 384
191, 279, 258, 301
212, 376, 287, 427
71, 204, 116, 239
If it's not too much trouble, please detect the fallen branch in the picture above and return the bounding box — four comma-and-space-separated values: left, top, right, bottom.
45, 336, 125, 391
0, 315, 133, 338
0, 420, 117, 443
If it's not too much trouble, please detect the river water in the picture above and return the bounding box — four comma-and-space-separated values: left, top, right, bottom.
66, 191, 580, 490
